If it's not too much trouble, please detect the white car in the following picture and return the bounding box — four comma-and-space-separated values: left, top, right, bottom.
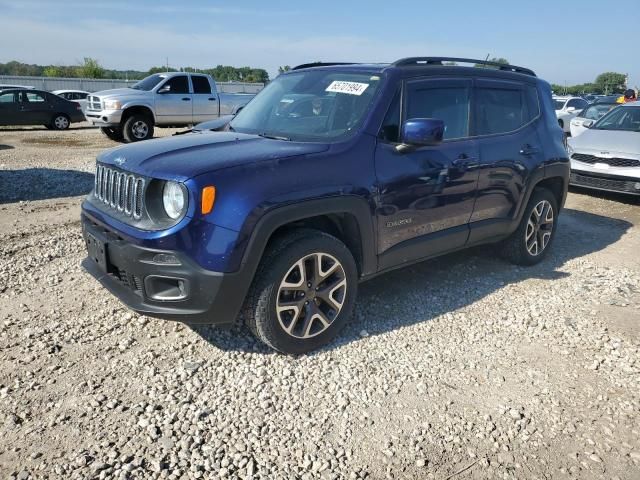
569, 102, 619, 137
554, 96, 589, 134
52, 90, 90, 113
568, 102, 640, 196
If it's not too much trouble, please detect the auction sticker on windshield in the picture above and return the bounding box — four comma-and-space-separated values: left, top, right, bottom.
326, 81, 369, 96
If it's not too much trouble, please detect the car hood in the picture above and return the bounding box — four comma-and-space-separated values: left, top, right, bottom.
569, 129, 640, 157
93, 88, 147, 98
97, 132, 330, 181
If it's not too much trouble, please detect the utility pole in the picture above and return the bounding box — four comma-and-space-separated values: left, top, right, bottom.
166, 57, 169, 73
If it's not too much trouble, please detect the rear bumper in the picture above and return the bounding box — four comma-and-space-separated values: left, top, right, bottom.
570, 170, 640, 196
81, 214, 247, 325
85, 110, 122, 127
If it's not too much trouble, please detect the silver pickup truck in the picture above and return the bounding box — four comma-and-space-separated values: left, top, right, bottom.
85, 72, 255, 142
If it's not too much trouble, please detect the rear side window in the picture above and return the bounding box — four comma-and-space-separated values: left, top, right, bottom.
161, 75, 190, 94
475, 84, 539, 135
24, 92, 46, 103
406, 83, 470, 139
192, 76, 211, 94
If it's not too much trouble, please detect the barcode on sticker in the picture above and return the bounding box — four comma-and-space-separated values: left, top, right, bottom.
326, 81, 369, 96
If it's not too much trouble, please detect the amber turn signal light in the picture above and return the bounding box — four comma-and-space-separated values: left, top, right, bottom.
201, 186, 216, 214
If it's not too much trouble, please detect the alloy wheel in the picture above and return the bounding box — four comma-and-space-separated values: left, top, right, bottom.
526, 200, 554, 256
132, 120, 149, 139
276, 252, 347, 339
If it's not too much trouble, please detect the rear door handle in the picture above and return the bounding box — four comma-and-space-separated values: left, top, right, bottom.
520, 144, 540, 156
208, 97, 216, 101
182, 97, 191, 101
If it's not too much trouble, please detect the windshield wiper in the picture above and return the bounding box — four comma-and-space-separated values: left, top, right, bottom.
257, 132, 291, 141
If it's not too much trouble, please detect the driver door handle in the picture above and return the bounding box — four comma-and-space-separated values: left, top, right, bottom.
452, 153, 479, 169
181, 97, 191, 101
208, 97, 216, 101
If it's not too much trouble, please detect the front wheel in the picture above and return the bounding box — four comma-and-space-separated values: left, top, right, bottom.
122, 114, 154, 142
501, 188, 558, 266
244, 230, 358, 354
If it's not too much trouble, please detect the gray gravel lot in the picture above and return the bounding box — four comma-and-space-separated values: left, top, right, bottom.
1, 125, 639, 479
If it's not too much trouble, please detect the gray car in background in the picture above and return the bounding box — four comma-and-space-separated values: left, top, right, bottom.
0, 88, 85, 129
568, 102, 640, 195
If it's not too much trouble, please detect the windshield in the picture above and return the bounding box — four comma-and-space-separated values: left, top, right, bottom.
229, 70, 382, 141
131, 74, 166, 91
580, 104, 616, 120
553, 99, 566, 110
594, 106, 640, 132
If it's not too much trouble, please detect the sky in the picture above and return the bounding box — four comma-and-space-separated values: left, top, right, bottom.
0, 0, 638, 87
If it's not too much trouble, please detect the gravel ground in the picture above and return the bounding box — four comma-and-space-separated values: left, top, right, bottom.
1, 125, 639, 480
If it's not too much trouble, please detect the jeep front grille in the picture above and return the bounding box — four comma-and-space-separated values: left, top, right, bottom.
94, 164, 145, 219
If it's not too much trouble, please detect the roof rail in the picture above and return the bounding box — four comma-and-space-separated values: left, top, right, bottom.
291, 62, 360, 71
391, 57, 536, 77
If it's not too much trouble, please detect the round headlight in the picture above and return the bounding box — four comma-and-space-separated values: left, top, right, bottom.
162, 181, 185, 219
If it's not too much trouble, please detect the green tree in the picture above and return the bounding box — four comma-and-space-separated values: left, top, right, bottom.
278, 65, 291, 74
42, 66, 60, 77
76, 57, 105, 78
594, 72, 626, 95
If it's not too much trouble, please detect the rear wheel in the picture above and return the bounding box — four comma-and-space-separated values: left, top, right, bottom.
501, 188, 558, 266
51, 114, 70, 130
122, 114, 154, 142
100, 126, 124, 142
244, 230, 358, 354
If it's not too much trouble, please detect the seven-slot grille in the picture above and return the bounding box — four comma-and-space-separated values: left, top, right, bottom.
572, 153, 640, 168
94, 164, 145, 219
87, 95, 102, 111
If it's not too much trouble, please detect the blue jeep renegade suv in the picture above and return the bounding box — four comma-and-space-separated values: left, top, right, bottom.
81, 57, 569, 354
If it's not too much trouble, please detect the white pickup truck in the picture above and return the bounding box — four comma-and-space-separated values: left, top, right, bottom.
85, 72, 256, 142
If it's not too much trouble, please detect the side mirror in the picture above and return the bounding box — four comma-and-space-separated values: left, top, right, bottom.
582, 120, 594, 128
397, 118, 444, 152
158, 85, 171, 94
566, 107, 576, 112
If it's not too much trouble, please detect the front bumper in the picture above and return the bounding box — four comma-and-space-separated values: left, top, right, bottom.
85, 109, 123, 127
81, 214, 246, 325
570, 169, 640, 196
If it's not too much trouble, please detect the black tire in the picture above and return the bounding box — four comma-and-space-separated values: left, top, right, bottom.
501, 188, 559, 266
122, 114, 154, 143
558, 119, 564, 130
100, 126, 124, 142
50, 114, 70, 130
243, 229, 358, 354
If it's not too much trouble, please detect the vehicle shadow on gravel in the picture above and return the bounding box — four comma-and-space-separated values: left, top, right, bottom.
0, 168, 94, 203
191, 208, 632, 355
0, 126, 97, 132
0, 144, 14, 150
